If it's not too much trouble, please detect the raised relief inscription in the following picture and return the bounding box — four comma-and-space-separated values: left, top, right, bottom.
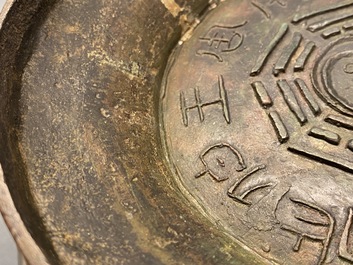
180, 75, 230, 126
278, 198, 334, 265
248, 1, 353, 174
161, 1, 353, 264
196, 22, 247, 62
195, 143, 246, 181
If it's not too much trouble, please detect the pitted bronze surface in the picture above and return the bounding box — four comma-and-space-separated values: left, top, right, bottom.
161, 0, 353, 264
2, 0, 353, 264
1, 0, 265, 264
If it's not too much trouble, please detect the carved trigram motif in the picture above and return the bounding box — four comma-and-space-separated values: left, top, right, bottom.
252, 79, 321, 143
249, 1, 353, 173
250, 24, 316, 77
292, 1, 353, 39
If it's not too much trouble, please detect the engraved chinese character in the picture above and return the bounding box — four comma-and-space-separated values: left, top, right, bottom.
195, 143, 246, 182
196, 21, 247, 62
279, 198, 334, 265
180, 75, 230, 126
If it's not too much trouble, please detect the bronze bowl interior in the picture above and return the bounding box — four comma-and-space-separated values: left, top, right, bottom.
2, 0, 353, 264
0, 0, 261, 264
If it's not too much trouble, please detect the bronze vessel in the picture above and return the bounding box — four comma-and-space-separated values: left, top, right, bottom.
1, 0, 353, 264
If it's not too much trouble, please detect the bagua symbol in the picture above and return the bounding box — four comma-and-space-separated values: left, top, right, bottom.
250, 1, 353, 173
196, 21, 247, 62
194, 143, 247, 182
